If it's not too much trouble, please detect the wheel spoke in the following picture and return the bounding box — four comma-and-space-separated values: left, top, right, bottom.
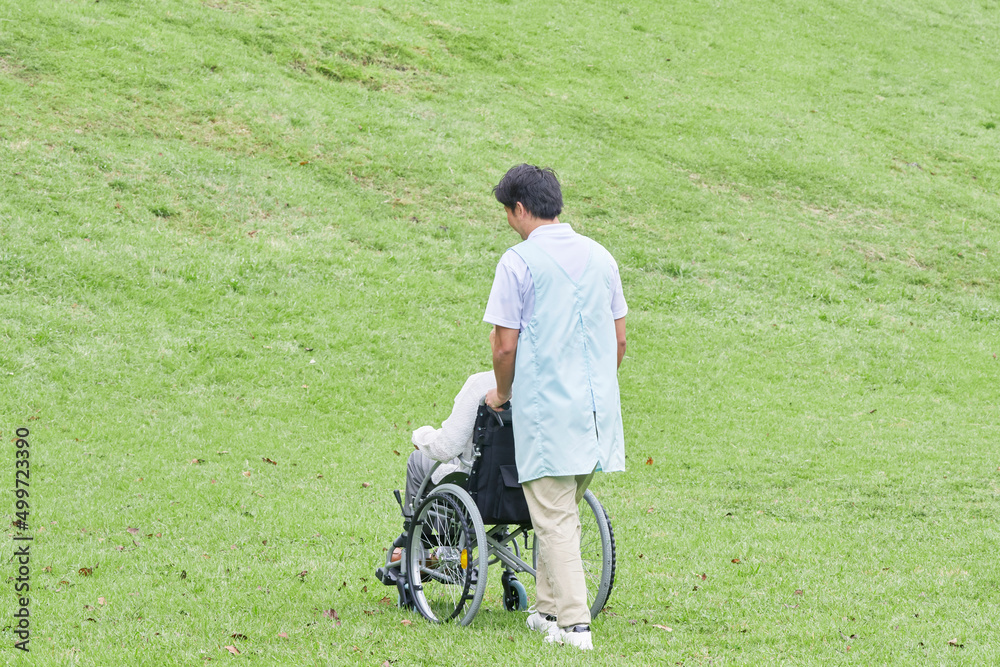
406, 486, 487, 624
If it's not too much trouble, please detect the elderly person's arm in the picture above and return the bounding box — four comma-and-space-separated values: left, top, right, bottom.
412, 372, 496, 462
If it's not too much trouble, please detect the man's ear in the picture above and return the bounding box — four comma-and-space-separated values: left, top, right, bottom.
514, 201, 526, 218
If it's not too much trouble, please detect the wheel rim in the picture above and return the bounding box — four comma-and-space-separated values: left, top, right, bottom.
581, 491, 616, 616
407, 491, 481, 622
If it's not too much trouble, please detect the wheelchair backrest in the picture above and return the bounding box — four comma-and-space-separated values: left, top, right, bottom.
467, 405, 532, 526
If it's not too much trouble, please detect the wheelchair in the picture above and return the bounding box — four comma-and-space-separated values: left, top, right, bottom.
376, 404, 617, 626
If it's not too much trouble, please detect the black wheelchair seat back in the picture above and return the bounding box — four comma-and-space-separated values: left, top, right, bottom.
467, 404, 532, 526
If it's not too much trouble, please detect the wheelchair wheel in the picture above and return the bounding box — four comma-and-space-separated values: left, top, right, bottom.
580, 491, 616, 616
532, 490, 616, 619
405, 484, 488, 625
502, 571, 528, 612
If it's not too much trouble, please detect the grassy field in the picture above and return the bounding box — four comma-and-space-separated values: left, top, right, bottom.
2, 0, 999, 664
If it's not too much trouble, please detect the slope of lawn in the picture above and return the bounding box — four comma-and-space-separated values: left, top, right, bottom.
1, 0, 999, 664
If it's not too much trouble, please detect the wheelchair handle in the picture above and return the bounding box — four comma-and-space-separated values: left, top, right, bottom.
485, 401, 511, 427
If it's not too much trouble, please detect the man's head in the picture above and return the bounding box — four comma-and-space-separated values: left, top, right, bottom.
492, 164, 563, 221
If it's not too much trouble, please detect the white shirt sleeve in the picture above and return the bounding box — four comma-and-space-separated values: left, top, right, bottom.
609, 257, 628, 319
483, 250, 526, 329
411, 372, 497, 462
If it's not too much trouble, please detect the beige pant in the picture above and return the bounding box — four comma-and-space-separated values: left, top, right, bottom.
522, 470, 596, 628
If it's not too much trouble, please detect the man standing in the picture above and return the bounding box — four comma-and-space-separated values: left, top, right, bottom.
483, 164, 627, 650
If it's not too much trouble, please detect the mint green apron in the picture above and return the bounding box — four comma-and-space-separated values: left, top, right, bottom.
510, 238, 626, 483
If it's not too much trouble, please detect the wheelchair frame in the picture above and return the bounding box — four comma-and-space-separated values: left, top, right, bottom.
378, 408, 617, 626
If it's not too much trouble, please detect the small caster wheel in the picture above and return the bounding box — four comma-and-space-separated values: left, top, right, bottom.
397, 578, 414, 611
502, 571, 528, 611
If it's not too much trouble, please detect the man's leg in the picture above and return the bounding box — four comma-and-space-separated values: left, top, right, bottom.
522, 470, 596, 630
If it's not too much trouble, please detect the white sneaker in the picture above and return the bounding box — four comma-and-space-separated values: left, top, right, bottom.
526, 612, 559, 637
545, 625, 593, 650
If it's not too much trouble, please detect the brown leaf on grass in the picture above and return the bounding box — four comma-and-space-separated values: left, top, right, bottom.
379, 596, 394, 606
98, 597, 106, 605
362, 482, 372, 488
224, 645, 240, 655
191, 458, 203, 465
731, 558, 741, 564
242, 471, 251, 477
322, 609, 342, 627
700, 573, 707, 580
400, 619, 412, 626
127, 527, 139, 535
948, 638, 964, 648
297, 570, 309, 578
645, 457, 653, 465
392, 450, 400, 456
652, 624, 673, 632
79, 567, 93, 576
230, 633, 248, 640
263, 457, 277, 465
278, 632, 288, 638
794, 589, 804, 595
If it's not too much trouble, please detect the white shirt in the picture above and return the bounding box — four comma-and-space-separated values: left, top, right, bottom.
483, 224, 628, 330
411, 372, 496, 483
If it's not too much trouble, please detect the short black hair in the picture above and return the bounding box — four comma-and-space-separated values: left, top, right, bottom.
492, 164, 563, 220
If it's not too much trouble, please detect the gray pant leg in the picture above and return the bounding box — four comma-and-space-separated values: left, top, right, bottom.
405, 450, 436, 516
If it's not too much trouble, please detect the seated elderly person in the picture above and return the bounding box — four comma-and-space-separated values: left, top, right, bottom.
404, 370, 496, 514
380, 369, 495, 571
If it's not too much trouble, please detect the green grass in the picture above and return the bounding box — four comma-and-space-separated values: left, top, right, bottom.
2, 0, 999, 664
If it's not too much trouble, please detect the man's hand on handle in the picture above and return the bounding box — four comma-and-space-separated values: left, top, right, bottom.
485, 387, 510, 410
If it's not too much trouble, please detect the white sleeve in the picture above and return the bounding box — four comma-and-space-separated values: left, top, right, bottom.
609, 256, 628, 319
411, 372, 496, 462
483, 250, 525, 329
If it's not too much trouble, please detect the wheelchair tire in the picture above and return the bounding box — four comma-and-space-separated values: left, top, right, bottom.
531, 490, 616, 619
502, 573, 528, 612
405, 484, 489, 625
